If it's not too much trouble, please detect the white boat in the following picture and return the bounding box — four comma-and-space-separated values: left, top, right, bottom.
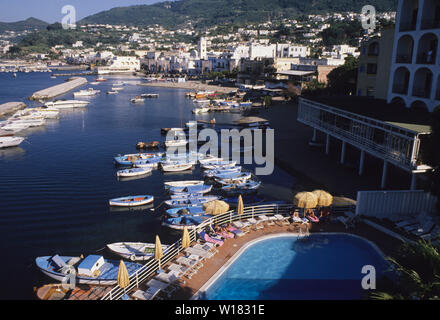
165, 196, 219, 208
165, 139, 188, 148
130, 97, 145, 103
112, 87, 124, 91
45, 100, 90, 109
106, 90, 118, 95
116, 167, 152, 177
35, 254, 143, 285
1, 122, 30, 132
204, 166, 242, 178
0, 136, 25, 148
164, 180, 204, 189
215, 172, 252, 184
106, 242, 170, 261
200, 160, 236, 169
168, 184, 212, 195
222, 180, 262, 194
192, 107, 210, 114
109, 195, 154, 207
141, 93, 158, 98
9, 118, 45, 127
194, 99, 210, 105
73, 88, 100, 97
90, 82, 101, 85
198, 157, 224, 165
161, 163, 193, 172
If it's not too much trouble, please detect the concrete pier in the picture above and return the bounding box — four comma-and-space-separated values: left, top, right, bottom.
0, 101, 26, 118
30, 77, 88, 100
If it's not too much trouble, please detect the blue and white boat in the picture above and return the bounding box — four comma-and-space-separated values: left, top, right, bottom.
201, 161, 237, 170
165, 206, 205, 217
106, 242, 170, 261
165, 195, 220, 208
204, 166, 242, 178
133, 157, 161, 168
35, 254, 143, 285
114, 153, 164, 165
161, 215, 212, 230
168, 184, 212, 195
116, 167, 152, 177
109, 195, 154, 207
164, 180, 204, 189
221, 180, 261, 195
214, 172, 252, 183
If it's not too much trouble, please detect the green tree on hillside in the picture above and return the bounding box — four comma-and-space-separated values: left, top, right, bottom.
327, 56, 359, 95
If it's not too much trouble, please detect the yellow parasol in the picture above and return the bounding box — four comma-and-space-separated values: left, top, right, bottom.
203, 200, 230, 215
237, 194, 244, 216
312, 190, 333, 207
293, 192, 318, 209
182, 226, 190, 249
154, 235, 164, 270
117, 260, 130, 297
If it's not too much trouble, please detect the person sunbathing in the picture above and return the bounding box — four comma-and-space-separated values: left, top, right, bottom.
306, 210, 320, 223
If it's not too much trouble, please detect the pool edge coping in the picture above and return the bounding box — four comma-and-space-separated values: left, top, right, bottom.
190, 232, 389, 300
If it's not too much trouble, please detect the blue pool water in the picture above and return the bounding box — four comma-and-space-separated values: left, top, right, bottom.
199, 234, 389, 300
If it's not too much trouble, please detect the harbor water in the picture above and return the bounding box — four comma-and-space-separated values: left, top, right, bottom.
0, 72, 296, 299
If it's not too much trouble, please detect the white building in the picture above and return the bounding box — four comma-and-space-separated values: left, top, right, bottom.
388, 0, 440, 111
96, 56, 140, 74
199, 37, 207, 60
249, 43, 277, 59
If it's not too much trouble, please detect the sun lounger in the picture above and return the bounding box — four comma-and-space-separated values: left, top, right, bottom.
199, 230, 224, 246
274, 214, 290, 226
154, 270, 184, 287
132, 287, 161, 300
186, 247, 214, 259
395, 219, 419, 229
194, 243, 218, 254
147, 278, 177, 297
227, 226, 246, 237
168, 263, 197, 279
258, 215, 272, 225
176, 256, 202, 269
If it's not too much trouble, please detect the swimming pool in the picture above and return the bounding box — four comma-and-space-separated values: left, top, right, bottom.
195, 233, 389, 300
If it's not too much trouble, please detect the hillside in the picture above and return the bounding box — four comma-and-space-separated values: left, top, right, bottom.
0, 17, 48, 33
80, 0, 397, 28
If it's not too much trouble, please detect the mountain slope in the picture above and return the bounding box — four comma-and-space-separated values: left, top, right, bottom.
0, 17, 49, 33
79, 0, 397, 28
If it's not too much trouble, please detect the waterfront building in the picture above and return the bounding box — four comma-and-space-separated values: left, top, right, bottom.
96, 56, 140, 74
388, 0, 440, 111
357, 28, 395, 99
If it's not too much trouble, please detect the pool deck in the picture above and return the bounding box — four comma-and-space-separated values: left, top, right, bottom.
130, 218, 402, 300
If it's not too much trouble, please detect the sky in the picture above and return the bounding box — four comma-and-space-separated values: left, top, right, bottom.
0, 0, 164, 23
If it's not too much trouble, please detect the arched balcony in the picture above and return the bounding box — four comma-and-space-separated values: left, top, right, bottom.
421, 0, 440, 29
399, 0, 419, 32
396, 35, 414, 63
412, 68, 433, 98
392, 67, 410, 94
416, 33, 438, 64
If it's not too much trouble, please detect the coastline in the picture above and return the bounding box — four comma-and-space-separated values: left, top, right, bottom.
138, 80, 236, 93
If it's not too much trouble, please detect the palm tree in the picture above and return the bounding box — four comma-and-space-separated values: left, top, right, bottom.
371, 241, 440, 300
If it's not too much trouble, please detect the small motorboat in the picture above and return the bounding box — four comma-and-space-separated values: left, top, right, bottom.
130, 96, 145, 103
168, 184, 212, 195
165, 206, 205, 217
35, 254, 143, 286
164, 180, 204, 189
161, 215, 211, 230
164, 139, 188, 148
94, 77, 107, 82
114, 153, 164, 165
136, 141, 159, 149
0, 136, 25, 148
106, 90, 118, 95
221, 181, 261, 195
133, 158, 161, 168
161, 162, 193, 172
192, 107, 210, 114
198, 157, 224, 165
73, 88, 100, 97
116, 167, 152, 178
106, 242, 170, 261
109, 195, 154, 207
170, 193, 216, 200
141, 93, 159, 98
165, 196, 218, 208
200, 161, 236, 169
214, 172, 252, 183
204, 166, 242, 178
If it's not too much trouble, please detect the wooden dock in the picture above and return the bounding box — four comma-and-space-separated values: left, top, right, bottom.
0, 101, 26, 118
29, 77, 88, 100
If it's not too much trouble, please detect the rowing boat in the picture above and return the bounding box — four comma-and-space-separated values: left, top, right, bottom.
106, 242, 170, 261
109, 195, 154, 207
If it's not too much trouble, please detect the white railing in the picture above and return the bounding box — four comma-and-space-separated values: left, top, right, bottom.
102, 202, 355, 300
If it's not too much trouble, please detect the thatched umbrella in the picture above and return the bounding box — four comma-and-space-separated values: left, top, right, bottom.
154, 235, 164, 271
203, 200, 230, 215
181, 226, 190, 249
293, 192, 318, 209
237, 194, 244, 216
312, 190, 333, 207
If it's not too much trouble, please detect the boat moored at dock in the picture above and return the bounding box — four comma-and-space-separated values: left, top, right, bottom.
109, 195, 154, 207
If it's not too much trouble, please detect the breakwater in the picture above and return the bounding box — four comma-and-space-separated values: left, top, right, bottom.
29, 77, 88, 100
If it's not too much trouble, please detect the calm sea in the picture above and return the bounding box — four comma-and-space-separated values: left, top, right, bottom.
0, 72, 295, 299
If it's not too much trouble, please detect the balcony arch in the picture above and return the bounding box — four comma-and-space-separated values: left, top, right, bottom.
412, 68, 433, 98
399, 0, 419, 32
392, 67, 411, 95
416, 33, 438, 64
390, 97, 407, 108
396, 35, 414, 63
410, 100, 428, 112
421, 0, 440, 30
